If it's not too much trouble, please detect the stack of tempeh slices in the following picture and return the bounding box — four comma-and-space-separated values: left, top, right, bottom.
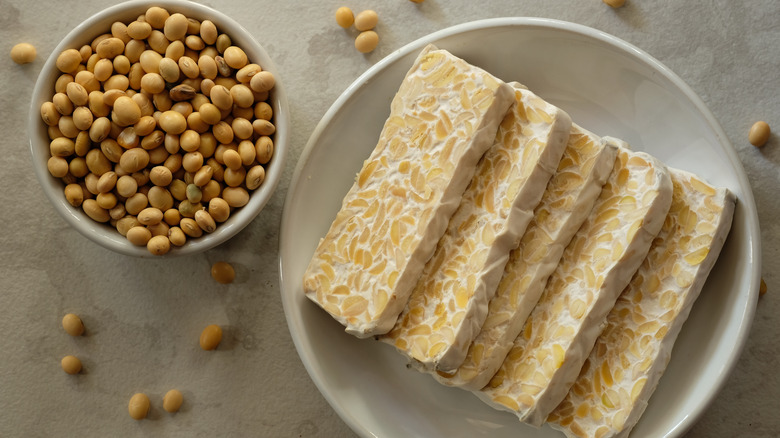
302, 44, 736, 438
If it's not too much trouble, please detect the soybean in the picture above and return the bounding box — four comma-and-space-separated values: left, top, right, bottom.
252, 119, 275, 136
148, 146, 166, 166
114, 55, 131, 74
113, 96, 142, 126
64, 183, 85, 207
254, 101, 272, 121
158, 57, 180, 83
86, 149, 111, 176
147, 221, 169, 237
198, 55, 218, 79
120, 148, 150, 173
127, 21, 153, 40
198, 102, 222, 125
246, 165, 266, 190
182, 151, 204, 173
88, 91, 110, 117
354, 10, 378, 31
236, 64, 262, 83
212, 121, 234, 144
164, 13, 189, 41
255, 136, 274, 164
232, 118, 253, 140
163, 389, 184, 413
96, 192, 117, 209
180, 217, 203, 237
109, 204, 126, 220
66, 82, 89, 106
116, 175, 138, 197
61, 355, 82, 375
211, 261, 235, 284
223, 46, 247, 69
186, 183, 203, 203
165, 40, 185, 60
148, 30, 170, 54
193, 165, 213, 187
75, 70, 100, 93
53, 93, 74, 115
355, 31, 379, 53
335, 7, 355, 28
116, 217, 139, 236
100, 139, 123, 163
150, 165, 173, 186
56, 49, 82, 73
140, 72, 166, 94
83, 199, 110, 222
69, 157, 88, 177
194, 209, 215, 232
41, 102, 60, 126
208, 197, 230, 222
145, 6, 169, 29
199, 324, 223, 350
125, 192, 149, 215
223, 166, 246, 187
128, 393, 150, 420
10, 42, 36, 64
47, 156, 69, 178
249, 71, 275, 93
749, 121, 771, 147
74, 132, 91, 157
62, 313, 85, 336
138, 207, 163, 225
96, 37, 125, 59
163, 208, 181, 225
168, 226, 186, 246
156, 110, 186, 134
134, 116, 157, 137
201, 179, 221, 202
200, 20, 218, 45
222, 187, 249, 207
54, 74, 74, 93
96, 171, 118, 193
178, 56, 199, 78
178, 200, 202, 218
210, 85, 233, 110
147, 234, 170, 255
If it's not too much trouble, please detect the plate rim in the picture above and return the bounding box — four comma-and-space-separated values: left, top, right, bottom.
279, 16, 761, 438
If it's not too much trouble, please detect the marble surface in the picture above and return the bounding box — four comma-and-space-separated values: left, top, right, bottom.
0, 0, 777, 437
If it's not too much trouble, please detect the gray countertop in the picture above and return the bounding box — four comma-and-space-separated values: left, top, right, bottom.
1, 0, 777, 436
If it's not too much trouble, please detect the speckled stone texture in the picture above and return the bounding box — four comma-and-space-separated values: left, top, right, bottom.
0, 1, 777, 437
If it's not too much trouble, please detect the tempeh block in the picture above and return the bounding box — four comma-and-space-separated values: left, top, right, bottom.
303, 45, 515, 337
435, 125, 619, 390
380, 83, 571, 372
477, 144, 673, 427
547, 168, 735, 438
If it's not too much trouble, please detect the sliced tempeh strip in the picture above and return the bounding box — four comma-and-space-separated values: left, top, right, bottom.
380, 83, 571, 372
303, 45, 515, 337
435, 125, 619, 390
477, 143, 673, 427
547, 168, 735, 438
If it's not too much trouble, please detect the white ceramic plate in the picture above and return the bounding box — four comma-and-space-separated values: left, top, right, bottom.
279, 18, 760, 438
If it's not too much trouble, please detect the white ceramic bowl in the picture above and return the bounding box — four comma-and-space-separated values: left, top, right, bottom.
28, 0, 288, 257
280, 17, 760, 438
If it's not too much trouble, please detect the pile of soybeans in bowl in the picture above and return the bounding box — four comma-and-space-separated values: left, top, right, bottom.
29, 1, 288, 257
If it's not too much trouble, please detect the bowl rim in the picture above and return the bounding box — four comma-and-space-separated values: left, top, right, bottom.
279, 16, 761, 438
28, 0, 289, 257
